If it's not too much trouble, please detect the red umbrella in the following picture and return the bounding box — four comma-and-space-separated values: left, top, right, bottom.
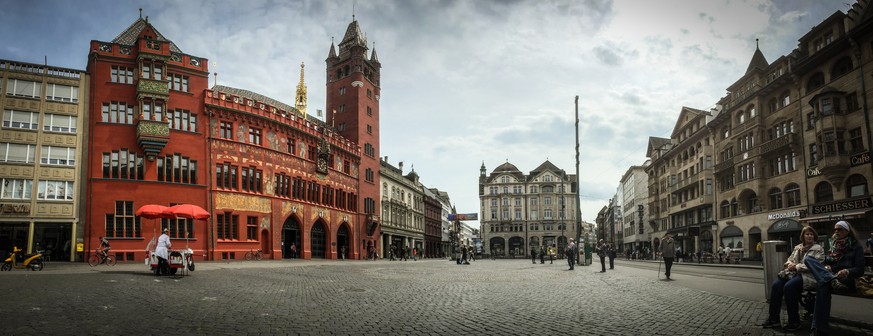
163, 204, 211, 220
136, 204, 171, 219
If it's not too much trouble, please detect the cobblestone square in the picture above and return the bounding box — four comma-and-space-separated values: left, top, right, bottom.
1, 259, 870, 336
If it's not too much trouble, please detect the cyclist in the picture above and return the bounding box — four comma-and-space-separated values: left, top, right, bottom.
99, 236, 111, 262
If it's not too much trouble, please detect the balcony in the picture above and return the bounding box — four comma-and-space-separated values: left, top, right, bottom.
136, 119, 170, 160
760, 133, 798, 156
137, 78, 169, 101
715, 156, 734, 173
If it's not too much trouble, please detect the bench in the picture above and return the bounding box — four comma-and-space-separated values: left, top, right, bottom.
800, 255, 873, 319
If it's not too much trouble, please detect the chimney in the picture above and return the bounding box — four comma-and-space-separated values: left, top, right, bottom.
399, 161, 404, 173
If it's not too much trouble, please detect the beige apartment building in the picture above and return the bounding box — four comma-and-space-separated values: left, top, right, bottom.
479, 160, 578, 258
0, 59, 89, 261
709, 5, 873, 257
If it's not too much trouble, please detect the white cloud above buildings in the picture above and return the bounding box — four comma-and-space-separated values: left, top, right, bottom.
0, 0, 851, 226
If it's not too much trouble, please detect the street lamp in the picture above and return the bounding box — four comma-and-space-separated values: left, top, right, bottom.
560, 182, 565, 259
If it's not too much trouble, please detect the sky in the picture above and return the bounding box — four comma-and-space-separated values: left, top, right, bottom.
0, 0, 853, 228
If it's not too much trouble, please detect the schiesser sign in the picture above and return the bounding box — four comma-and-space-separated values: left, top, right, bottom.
810, 198, 872, 215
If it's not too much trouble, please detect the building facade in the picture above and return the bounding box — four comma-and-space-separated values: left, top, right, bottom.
379, 158, 425, 257
83, 15, 381, 261
479, 160, 578, 258
620, 163, 651, 254
0, 59, 88, 261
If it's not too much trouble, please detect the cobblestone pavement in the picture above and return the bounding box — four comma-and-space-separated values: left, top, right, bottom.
1, 259, 871, 336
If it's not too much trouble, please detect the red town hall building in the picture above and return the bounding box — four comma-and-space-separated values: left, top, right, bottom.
84, 16, 381, 261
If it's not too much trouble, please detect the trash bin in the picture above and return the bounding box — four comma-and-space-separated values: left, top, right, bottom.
762, 240, 789, 301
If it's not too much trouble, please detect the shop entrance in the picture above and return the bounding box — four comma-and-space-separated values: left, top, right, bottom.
281, 217, 300, 258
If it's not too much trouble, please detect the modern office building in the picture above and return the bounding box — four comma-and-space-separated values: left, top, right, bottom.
0, 59, 88, 261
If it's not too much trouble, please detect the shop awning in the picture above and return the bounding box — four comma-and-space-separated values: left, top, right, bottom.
798, 210, 867, 223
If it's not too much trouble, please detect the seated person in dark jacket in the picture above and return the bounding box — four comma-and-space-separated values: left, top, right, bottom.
803, 220, 866, 336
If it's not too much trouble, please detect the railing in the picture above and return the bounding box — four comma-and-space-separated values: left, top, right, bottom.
760, 133, 797, 156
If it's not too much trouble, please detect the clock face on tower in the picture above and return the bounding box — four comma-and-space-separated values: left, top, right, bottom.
317, 157, 328, 173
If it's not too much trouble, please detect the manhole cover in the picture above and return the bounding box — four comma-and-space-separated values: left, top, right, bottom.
723, 327, 774, 336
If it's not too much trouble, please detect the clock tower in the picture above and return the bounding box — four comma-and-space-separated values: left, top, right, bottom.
326, 17, 382, 254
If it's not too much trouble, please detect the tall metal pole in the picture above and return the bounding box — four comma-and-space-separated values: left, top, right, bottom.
574, 96, 584, 265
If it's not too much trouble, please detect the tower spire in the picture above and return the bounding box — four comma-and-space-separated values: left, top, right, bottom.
295, 62, 308, 119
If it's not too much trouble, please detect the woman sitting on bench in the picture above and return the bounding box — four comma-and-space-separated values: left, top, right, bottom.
761, 226, 824, 331
803, 220, 866, 336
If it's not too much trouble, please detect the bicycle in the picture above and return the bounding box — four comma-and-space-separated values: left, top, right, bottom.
88, 249, 117, 267
245, 248, 263, 261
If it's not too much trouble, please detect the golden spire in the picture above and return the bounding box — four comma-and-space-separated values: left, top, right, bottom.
295, 62, 308, 119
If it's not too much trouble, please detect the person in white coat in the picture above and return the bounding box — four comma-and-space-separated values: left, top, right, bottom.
155, 228, 171, 275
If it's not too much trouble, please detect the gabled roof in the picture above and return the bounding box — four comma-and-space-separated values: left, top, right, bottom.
529, 160, 561, 176
112, 17, 182, 54
670, 106, 709, 138
646, 137, 671, 158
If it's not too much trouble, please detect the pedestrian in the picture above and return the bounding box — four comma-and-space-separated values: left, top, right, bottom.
756, 241, 764, 260
607, 243, 616, 269
290, 242, 297, 259
660, 234, 676, 280
723, 245, 732, 264
597, 239, 607, 273
461, 245, 470, 265
539, 245, 546, 264
390, 245, 396, 261
340, 245, 346, 260
803, 220, 866, 336
412, 247, 417, 261
549, 244, 555, 264
566, 239, 576, 270
531, 246, 537, 264
155, 228, 171, 275
718, 244, 725, 263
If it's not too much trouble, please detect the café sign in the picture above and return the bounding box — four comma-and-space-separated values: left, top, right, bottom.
851, 152, 871, 167
811, 197, 872, 215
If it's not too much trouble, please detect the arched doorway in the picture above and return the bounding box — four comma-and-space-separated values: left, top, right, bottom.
748, 226, 762, 260
700, 229, 714, 253
767, 219, 802, 247
282, 216, 301, 259
508, 236, 524, 258
720, 225, 745, 258
260, 229, 271, 257
489, 237, 505, 257
337, 223, 350, 260
311, 221, 327, 258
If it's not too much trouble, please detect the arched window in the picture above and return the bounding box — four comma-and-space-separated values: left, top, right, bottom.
831, 56, 854, 79
814, 182, 833, 203
785, 183, 801, 207
768, 98, 779, 114
781, 91, 791, 107
737, 111, 746, 124
806, 72, 825, 94
748, 105, 756, 118
846, 174, 868, 198
720, 201, 730, 218
769, 188, 783, 210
